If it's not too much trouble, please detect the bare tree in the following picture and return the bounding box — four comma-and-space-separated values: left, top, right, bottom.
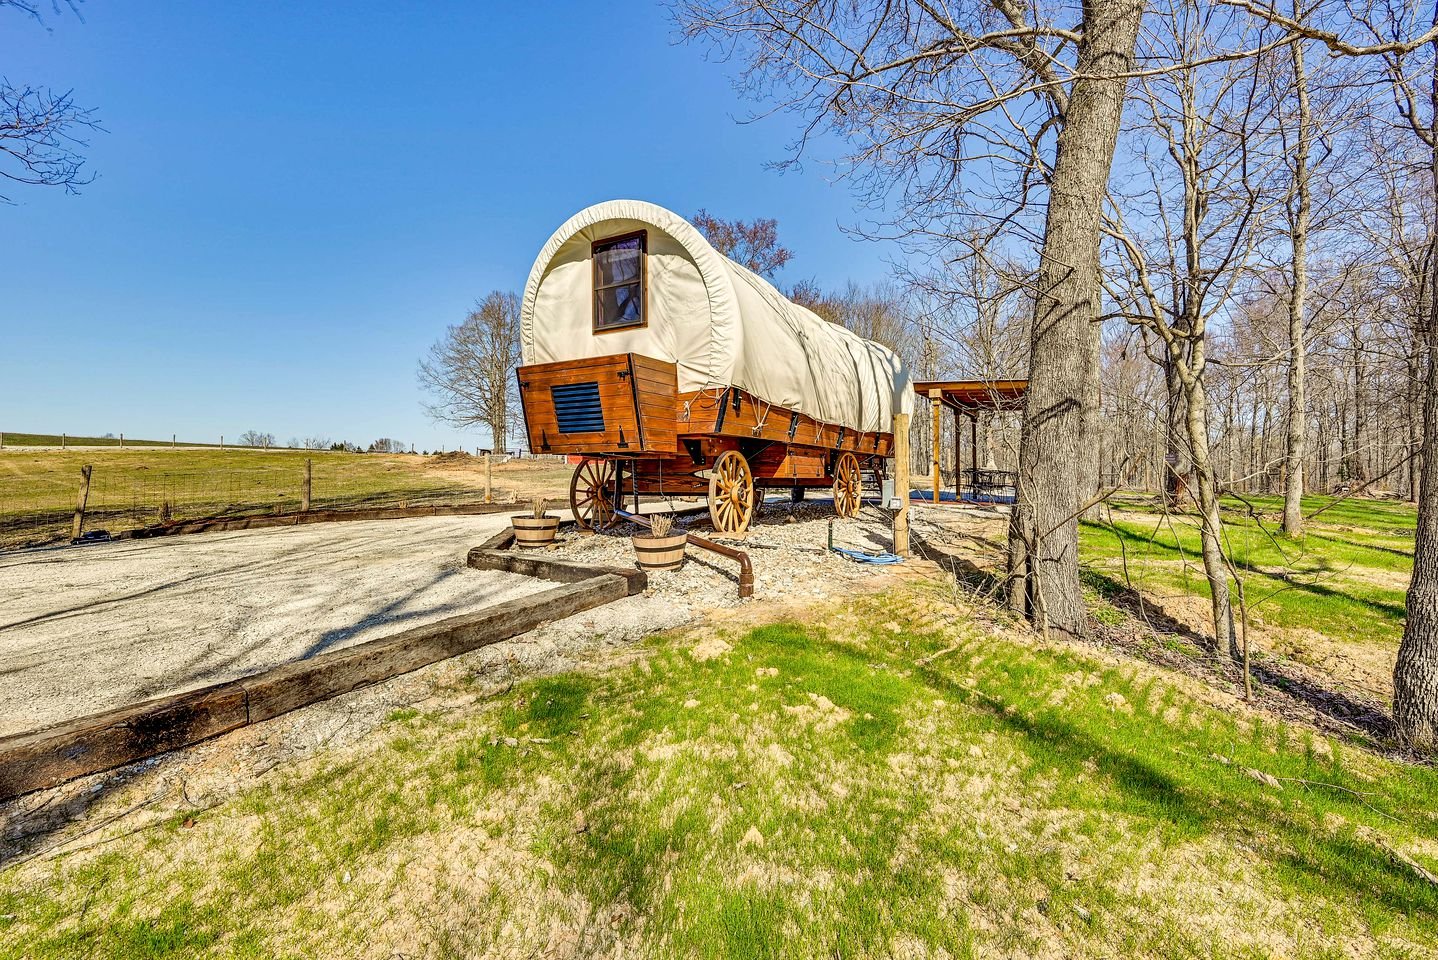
1278, 27, 1315, 536
680, 0, 1145, 639
1, 1, 99, 203
418, 291, 523, 452
302, 436, 332, 451
692, 209, 794, 277
1222, 0, 1438, 750
1103, 1, 1278, 658
238, 430, 275, 449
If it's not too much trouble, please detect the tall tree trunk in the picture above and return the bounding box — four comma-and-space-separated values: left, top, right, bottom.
1397, 283, 1438, 750
1183, 362, 1235, 658
1394, 27, 1438, 754
1163, 348, 1194, 507
1410, 349, 1424, 501
1351, 330, 1369, 482
1008, 0, 1144, 636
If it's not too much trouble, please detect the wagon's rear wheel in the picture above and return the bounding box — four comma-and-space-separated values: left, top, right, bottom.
708, 450, 754, 535
833, 452, 862, 518
570, 458, 617, 531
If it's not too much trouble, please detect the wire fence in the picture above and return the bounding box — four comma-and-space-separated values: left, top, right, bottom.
0, 450, 575, 551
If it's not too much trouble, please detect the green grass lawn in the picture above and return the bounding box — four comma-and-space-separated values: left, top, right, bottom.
1081, 495, 1415, 650
0, 450, 573, 550
5, 585, 1435, 958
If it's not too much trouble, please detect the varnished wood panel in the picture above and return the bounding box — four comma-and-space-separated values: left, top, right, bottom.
518, 354, 677, 455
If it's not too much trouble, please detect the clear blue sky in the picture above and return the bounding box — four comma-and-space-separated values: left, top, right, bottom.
4, 1, 900, 451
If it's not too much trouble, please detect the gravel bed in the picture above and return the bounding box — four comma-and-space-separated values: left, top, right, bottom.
534, 499, 901, 620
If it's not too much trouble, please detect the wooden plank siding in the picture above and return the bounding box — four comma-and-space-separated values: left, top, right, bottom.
517, 354, 677, 456
517, 353, 894, 492
676, 387, 893, 459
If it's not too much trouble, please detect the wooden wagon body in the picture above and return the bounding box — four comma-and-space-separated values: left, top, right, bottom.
515, 201, 911, 534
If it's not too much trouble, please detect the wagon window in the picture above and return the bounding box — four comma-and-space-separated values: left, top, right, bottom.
592, 231, 646, 331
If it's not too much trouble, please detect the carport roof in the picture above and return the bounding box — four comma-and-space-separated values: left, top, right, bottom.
912, 379, 1028, 412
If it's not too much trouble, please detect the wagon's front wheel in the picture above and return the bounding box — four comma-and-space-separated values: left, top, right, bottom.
570, 458, 617, 531
708, 450, 754, 535
833, 452, 862, 518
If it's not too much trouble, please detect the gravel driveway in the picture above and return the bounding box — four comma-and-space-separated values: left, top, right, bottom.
0, 515, 542, 737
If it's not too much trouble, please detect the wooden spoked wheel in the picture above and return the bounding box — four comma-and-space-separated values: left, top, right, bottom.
569, 458, 617, 531
833, 452, 863, 518
708, 450, 754, 535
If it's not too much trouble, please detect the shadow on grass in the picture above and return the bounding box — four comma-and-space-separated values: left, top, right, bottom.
908, 652, 1437, 925
1087, 521, 1408, 626
1082, 568, 1394, 744
1306, 532, 1414, 561
554, 621, 1437, 948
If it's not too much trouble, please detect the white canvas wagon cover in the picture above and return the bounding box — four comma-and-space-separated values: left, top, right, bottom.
520, 199, 915, 435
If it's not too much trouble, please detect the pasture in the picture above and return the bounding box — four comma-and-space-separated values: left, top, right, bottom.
0, 449, 573, 550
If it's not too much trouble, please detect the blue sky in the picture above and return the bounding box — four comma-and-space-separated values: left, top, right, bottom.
4, 1, 902, 450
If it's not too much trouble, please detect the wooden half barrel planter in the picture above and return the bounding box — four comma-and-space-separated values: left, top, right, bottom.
510, 514, 560, 548
631, 530, 688, 571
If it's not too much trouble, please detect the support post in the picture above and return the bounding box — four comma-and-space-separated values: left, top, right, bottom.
302, 458, 312, 512
172, 434, 176, 448
220, 435, 224, 451
929, 388, 942, 505
71, 464, 92, 541
953, 406, 962, 501
970, 414, 979, 498
484, 453, 493, 503
62, 433, 67, 449
119, 433, 124, 449
893, 413, 911, 556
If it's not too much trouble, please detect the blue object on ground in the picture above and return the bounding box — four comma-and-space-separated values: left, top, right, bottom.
909, 490, 1016, 505
830, 546, 904, 564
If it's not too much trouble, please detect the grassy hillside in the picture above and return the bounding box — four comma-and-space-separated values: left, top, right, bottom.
0, 449, 573, 549
4, 584, 1434, 958
1081, 494, 1414, 700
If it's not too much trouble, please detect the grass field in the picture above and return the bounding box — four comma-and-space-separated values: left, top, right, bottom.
1080, 494, 1415, 699
0, 431, 225, 448
4, 584, 1435, 958
0, 449, 574, 550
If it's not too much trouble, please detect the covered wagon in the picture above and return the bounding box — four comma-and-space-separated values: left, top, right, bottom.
516, 199, 914, 534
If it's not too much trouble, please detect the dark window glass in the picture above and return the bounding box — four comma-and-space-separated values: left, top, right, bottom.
597, 284, 643, 327
593, 232, 645, 330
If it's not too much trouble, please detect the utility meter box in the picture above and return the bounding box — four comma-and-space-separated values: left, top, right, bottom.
882, 478, 902, 510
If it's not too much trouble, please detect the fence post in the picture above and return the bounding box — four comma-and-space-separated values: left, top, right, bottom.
119, 433, 124, 449
71, 464, 93, 541
172, 434, 176, 448
220, 435, 224, 451
893, 413, 910, 557
62, 433, 67, 449
302, 458, 312, 512
484, 453, 492, 503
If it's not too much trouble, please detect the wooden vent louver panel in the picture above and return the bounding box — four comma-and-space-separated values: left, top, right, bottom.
551, 382, 605, 434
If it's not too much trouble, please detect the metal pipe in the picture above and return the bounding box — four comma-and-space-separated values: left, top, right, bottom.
617, 509, 754, 599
